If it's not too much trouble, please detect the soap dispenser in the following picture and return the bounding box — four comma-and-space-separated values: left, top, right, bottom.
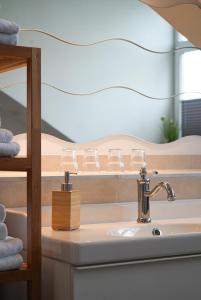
52, 171, 80, 231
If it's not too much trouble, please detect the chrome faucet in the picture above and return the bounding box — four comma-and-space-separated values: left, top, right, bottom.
137, 167, 176, 223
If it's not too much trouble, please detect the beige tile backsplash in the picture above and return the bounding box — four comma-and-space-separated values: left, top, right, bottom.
42, 155, 201, 172
0, 153, 200, 207
3, 134, 200, 208
0, 172, 201, 207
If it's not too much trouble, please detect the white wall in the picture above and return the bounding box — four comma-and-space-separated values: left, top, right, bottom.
0, 0, 174, 143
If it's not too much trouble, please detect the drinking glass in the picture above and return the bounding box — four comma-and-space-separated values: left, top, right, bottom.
60, 148, 78, 173
129, 149, 146, 172
107, 148, 124, 173
83, 148, 100, 173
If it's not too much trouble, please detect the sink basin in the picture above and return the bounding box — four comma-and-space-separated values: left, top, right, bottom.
108, 221, 201, 238
5, 199, 201, 265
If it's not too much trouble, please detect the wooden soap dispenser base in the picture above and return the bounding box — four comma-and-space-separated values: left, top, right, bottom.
52, 171, 80, 231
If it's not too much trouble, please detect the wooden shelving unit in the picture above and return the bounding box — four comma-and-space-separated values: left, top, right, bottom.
0, 44, 41, 300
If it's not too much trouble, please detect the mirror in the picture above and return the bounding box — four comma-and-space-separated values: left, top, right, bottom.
0, 0, 200, 143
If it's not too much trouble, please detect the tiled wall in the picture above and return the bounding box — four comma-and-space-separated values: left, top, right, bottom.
0, 173, 200, 207
1, 134, 199, 207
41, 155, 201, 172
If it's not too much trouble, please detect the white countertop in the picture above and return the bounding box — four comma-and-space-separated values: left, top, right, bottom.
6, 199, 201, 266
41, 218, 201, 266
0, 169, 201, 181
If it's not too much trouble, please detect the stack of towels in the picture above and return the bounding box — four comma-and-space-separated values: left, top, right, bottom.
0, 128, 20, 157
0, 18, 20, 45
0, 204, 23, 271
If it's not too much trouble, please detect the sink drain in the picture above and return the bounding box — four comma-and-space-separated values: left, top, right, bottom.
152, 227, 162, 236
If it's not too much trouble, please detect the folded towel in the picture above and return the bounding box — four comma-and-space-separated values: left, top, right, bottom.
0, 128, 13, 143
0, 204, 6, 223
0, 142, 20, 157
0, 32, 18, 46
0, 253, 23, 271
0, 237, 23, 258
0, 18, 20, 34
0, 223, 8, 240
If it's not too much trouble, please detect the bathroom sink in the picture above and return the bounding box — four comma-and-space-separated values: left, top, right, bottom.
5, 199, 201, 265
108, 221, 201, 238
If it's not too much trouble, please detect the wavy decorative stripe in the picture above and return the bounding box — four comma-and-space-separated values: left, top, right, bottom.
42, 82, 201, 100
138, 0, 201, 8
20, 29, 201, 53
1, 81, 201, 101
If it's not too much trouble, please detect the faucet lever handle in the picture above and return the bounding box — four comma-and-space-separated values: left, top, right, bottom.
139, 166, 147, 179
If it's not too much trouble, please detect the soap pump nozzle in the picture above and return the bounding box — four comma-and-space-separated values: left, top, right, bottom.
61, 171, 77, 192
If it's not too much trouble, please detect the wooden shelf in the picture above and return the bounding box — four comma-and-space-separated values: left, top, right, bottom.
0, 44, 33, 73
0, 157, 31, 171
0, 56, 26, 73
0, 44, 41, 299
0, 264, 32, 282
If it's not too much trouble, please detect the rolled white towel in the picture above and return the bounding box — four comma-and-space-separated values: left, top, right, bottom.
0, 128, 13, 143
0, 237, 23, 258
0, 142, 20, 157
0, 18, 20, 34
0, 253, 23, 271
0, 32, 18, 45
0, 204, 6, 223
0, 223, 8, 240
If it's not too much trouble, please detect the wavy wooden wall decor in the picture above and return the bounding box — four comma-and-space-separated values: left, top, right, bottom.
14, 133, 201, 156
139, 0, 201, 8
139, 0, 201, 48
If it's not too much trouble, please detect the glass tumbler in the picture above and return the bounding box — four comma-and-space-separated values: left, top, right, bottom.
83, 148, 100, 173
60, 148, 78, 173
129, 149, 146, 172
107, 148, 124, 173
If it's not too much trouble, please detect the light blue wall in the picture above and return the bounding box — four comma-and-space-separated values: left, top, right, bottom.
0, 0, 174, 143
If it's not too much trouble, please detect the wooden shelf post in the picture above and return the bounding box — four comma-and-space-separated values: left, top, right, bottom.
0, 44, 41, 300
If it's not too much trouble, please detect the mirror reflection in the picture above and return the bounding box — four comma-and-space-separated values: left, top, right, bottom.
0, 0, 201, 143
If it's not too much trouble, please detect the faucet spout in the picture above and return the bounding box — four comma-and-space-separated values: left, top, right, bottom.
145, 182, 176, 201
